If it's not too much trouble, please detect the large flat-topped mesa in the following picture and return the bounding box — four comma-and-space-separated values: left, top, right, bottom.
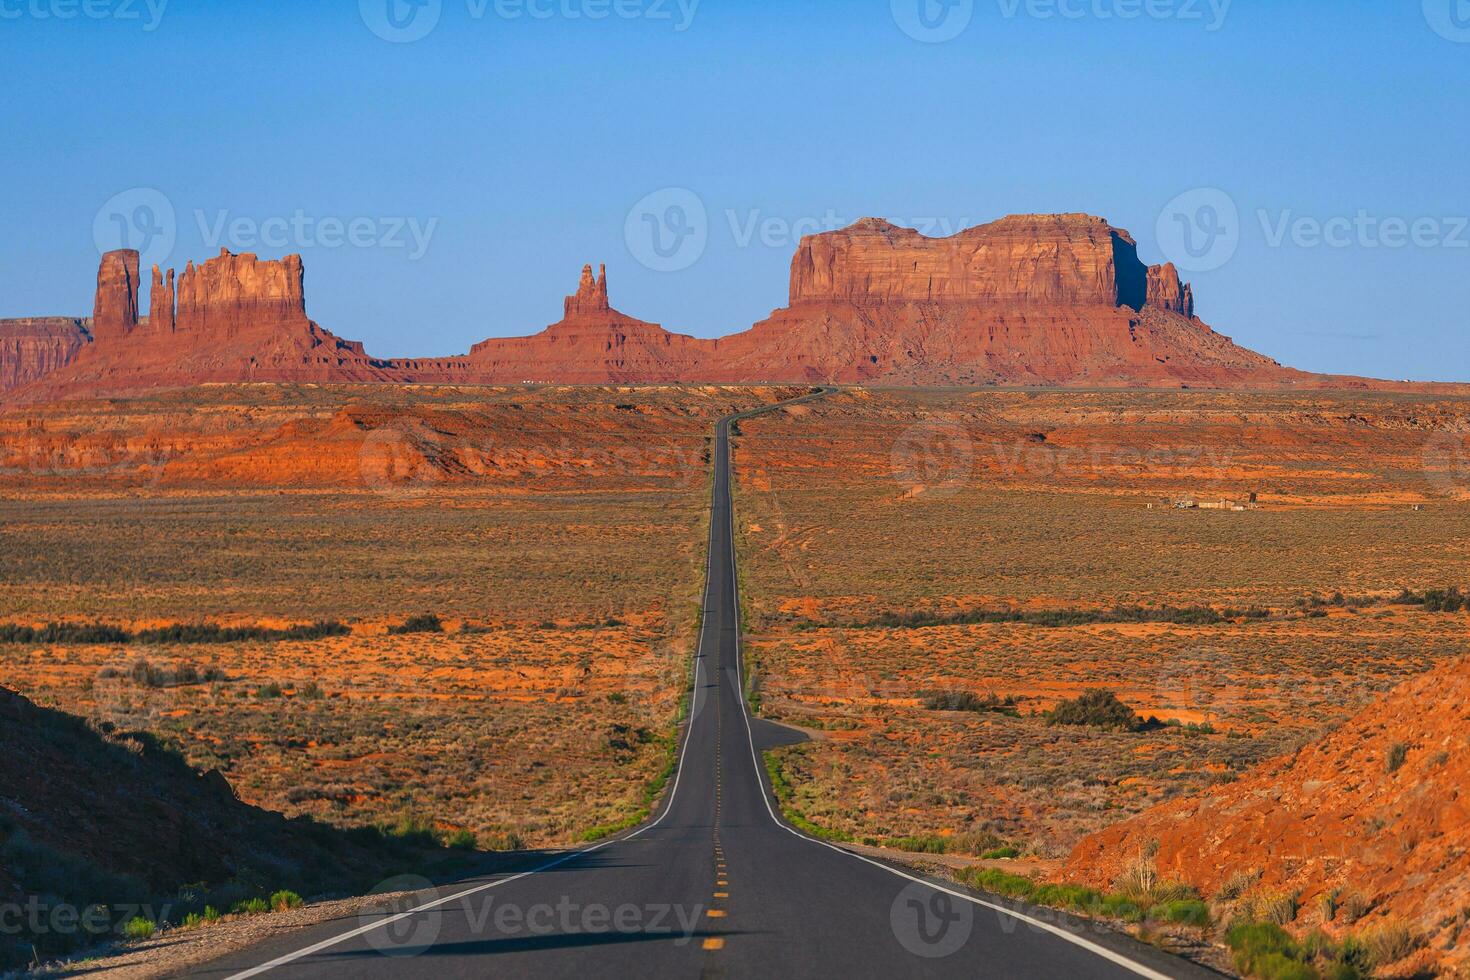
788, 214, 1167, 309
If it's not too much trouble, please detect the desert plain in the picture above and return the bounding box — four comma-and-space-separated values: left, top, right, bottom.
2, 381, 1468, 974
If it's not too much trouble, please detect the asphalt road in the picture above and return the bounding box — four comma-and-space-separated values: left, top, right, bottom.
198, 391, 1208, 979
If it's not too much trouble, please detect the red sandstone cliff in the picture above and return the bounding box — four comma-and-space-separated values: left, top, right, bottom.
91, 249, 139, 343
702, 214, 1295, 387
14, 248, 393, 400
3, 214, 1436, 401
448, 263, 708, 384
0, 318, 90, 392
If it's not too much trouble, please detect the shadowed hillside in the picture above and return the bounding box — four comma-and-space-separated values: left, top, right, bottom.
0, 686, 455, 968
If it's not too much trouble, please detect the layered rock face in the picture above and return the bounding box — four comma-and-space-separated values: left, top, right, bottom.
705, 214, 1292, 387
174, 248, 309, 338
789, 214, 1147, 307
1145, 261, 1193, 317
5, 213, 1407, 401
0, 319, 90, 392
13, 248, 392, 400
91, 249, 140, 342
149, 265, 176, 334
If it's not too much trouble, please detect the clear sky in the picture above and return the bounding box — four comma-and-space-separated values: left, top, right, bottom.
2, 0, 1468, 380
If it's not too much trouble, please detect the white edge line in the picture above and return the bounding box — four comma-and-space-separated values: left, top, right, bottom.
724, 408, 1175, 980
222, 421, 732, 979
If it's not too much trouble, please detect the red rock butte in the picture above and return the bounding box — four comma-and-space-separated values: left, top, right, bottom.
0, 214, 1436, 400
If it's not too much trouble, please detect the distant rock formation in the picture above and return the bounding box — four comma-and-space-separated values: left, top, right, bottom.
1145, 261, 1194, 317
12, 248, 393, 400
91, 248, 139, 342
4, 213, 1436, 401
0, 318, 90, 391
564, 263, 610, 317
175, 248, 310, 338
149, 265, 175, 334
703, 215, 1292, 387
453, 263, 707, 384
789, 214, 1139, 307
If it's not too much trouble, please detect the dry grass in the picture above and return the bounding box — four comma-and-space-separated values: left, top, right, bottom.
735, 387, 1470, 857
0, 383, 797, 845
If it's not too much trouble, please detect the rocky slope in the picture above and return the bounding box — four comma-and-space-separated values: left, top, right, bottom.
3, 214, 1448, 400
1063, 655, 1470, 973
0, 318, 90, 391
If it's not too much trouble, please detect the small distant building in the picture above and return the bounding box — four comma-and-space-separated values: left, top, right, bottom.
1172, 496, 1255, 512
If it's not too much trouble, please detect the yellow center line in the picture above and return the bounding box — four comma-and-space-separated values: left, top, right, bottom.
707, 909, 726, 918
714, 891, 728, 898
703, 938, 725, 950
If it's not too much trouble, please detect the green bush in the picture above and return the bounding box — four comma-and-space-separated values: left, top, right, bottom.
1030, 883, 1102, 911
232, 897, 271, 915
123, 917, 157, 940
885, 834, 950, 854
270, 890, 304, 911
1048, 690, 1139, 731
1359, 920, 1421, 970
1100, 893, 1146, 922
1227, 922, 1316, 979
1386, 742, 1409, 773
980, 845, 1020, 860
961, 868, 1037, 901
445, 829, 478, 850
0, 621, 131, 644
920, 691, 1019, 716
1149, 899, 1210, 926
389, 615, 444, 635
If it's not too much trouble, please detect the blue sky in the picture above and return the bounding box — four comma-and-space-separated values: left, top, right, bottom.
2, 0, 1468, 380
